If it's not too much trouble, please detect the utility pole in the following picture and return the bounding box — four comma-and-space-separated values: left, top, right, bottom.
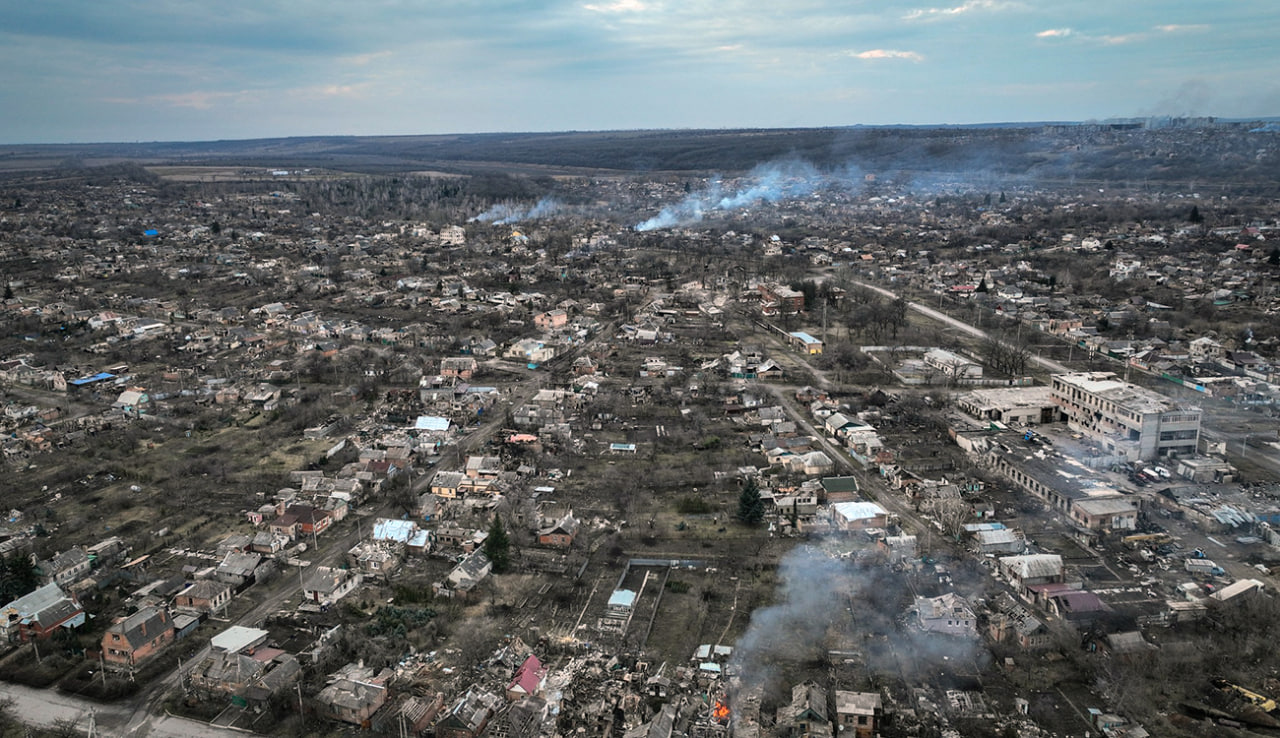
1124, 330, 1135, 383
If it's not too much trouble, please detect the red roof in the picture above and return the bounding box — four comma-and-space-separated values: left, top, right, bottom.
507, 654, 545, 696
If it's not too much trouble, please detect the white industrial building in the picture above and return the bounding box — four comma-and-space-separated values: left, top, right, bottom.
1050, 371, 1200, 461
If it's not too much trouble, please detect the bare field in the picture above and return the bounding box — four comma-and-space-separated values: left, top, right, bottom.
145, 165, 356, 182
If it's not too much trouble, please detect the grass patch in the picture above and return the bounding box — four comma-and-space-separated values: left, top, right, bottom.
675, 497, 713, 515
0, 646, 80, 688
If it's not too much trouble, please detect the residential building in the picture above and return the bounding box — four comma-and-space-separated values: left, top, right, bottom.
37, 547, 91, 587
834, 691, 882, 738
914, 593, 978, 637
775, 681, 831, 738
506, 654, 547, 700
999, 554, 1065, 594
431, 470, 466, 498
1, 583, 86, 642
988, 593, 1051, 650
279, 504, 332, 539
102, 606, 175, 665
302, 567, 362, 607
440, 356, 478, 379
173, 580, 232, 614
465, 455, 503, 480
316, 662, 392, 726
537, 512, 579, 548
506, 339, 556, 365
215, 551, 262, 587
377, 695, 445, 736
757, 284, 805, 315
438, 552, 493, 598
533, 309, 568, 331
188, 651, 266, 698
829, 501, 889, 532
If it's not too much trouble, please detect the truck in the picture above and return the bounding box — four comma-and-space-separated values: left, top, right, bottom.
1122, 532, 1172, 550
1185, 558, 1225, 577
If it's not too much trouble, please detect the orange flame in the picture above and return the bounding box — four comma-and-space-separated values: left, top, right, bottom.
713, 699, 730, 721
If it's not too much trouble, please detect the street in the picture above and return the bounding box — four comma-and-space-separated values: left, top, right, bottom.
0, 318, 621, 736
850, 280, 1071, 374
0, 682, 250, 738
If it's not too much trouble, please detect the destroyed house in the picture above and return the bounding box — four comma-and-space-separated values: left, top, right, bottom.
437, 688, 502, 738
317, 668, 389, 726
1, 582, 85, 642
776, 681, 831, 738
834, 691, 882, 738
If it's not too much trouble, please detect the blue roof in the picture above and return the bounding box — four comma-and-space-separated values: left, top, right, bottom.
413, 415, 450, 432
789, 331, 821, 344
70, 372, 115, 386
373, 519, 417, 543
143, 229, 158, 237
607, 589, 637, 608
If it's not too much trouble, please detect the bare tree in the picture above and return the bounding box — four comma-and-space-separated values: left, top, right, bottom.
982, 331, 1031, 377
921, 496, 970, 540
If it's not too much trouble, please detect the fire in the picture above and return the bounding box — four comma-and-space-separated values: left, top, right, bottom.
713, 699, 730, 722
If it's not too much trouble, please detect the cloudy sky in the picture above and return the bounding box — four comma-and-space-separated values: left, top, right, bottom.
2, 0, 1277, 143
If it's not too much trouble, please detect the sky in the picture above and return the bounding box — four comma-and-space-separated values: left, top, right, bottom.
2, 0, 1278, 144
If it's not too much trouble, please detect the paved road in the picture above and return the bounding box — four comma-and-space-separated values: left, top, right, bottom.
851, 281, 1072, 374
849, 280, 1280, 487
3, 319, 623, 735
0, 682, 251, 738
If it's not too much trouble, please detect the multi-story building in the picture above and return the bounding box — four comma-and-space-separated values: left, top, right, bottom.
757, 284, 805, 315
1051, 372, 1200, 461
102, 606, 174, 665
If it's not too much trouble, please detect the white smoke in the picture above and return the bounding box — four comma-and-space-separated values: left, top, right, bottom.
634, 179, 725, 232
468, 197, 563, 225
727, 543, 984, 699
635, 159, 863, 231
727, 545, 845, 695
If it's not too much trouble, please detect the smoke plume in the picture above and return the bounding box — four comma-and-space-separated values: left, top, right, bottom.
727, 543, 985, 701
634, 159, 863, 231
727, 545, 846, 696
468, 197, 562, 225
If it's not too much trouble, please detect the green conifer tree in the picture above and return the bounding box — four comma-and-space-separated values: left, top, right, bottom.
483, 514, 511, 573
737, 478, 765, 526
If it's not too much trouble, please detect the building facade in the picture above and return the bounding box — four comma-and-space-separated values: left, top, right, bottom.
1051, 372, 1200, 461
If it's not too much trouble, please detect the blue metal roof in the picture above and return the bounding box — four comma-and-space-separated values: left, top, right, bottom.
70, 372, 115, 386
413, 415, 450, 432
